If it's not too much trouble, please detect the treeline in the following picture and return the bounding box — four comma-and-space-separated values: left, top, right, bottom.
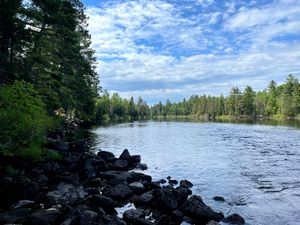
151, 74, 300, 119
95, 91, 150, 121
0, 0, 98, 157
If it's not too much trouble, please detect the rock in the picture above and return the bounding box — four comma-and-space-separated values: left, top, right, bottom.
113, 159, 129, 171
47, 137, 69, 152
97, 151, 115, 162
123, 208, 146, 221
0, 208, 31, 224
160, 179, 167, 184
131, 190, 156, 206
207, 220, 220, 225
103, 183, 133, 200
171, 209, 184, 222
175, 187, 192, 205
85, 195, 118, 214
135, 163, 148, 170
129, 182, 145, 193
155, 214, 172, 225
180, 180, 193, 188
181, 195, 224, 223
213, 196, 225, 202
99, 215, 127, 225
85, 178, 106, 188
80, 210, 98, 225
45, 182, 88, 207
79, 159, 96, 179
153, 190, 178, 212
28, 207, 61, 225
100, 171, 152, 186
168, 179, 178, 185
222, 214, 245, 225
11, 200, 35, 209
119, 149, 131, 159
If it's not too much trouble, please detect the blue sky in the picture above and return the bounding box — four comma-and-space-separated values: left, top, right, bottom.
82, 0, 300, 104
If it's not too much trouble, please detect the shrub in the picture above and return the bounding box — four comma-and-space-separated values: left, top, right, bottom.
0, 81, 52, 155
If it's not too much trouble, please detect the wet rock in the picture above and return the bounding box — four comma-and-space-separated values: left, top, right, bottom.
85, 178, 106, 188
113, 159, 129, 171
129, 182, 145, 193
171, 209, 184, 222
0, 208, 31, 224
222, 214, 245, 225
119, 149, 131, 160
135, 163, 148, 170
160, 179, 167, 184
175, 187, 192, 205
85, 194, 118, 214
123, 208, 146, 221
103, 183, 133, 200
181, 195, 224, 223
97, 151, 115, 162
213, 196, 225, 202
153, 190, 178, 212
180, 180, 193, 188
45, 182, 88, 207
11, 200, 35, 209
131, 190, 156, 206
28, 207, 61, 225
168, 179, 178, 185
207, 220, 220, 225
155, 214, 172, 225
100, 215, 127, 225
80, 210, 98, 225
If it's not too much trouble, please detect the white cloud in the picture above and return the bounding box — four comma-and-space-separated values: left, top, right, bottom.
86, 0, 300, 102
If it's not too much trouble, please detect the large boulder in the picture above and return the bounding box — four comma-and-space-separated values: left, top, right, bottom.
222, 214, 245, 225
102, 183, 133, 200
85, 194, 118, 214
97, 151, 115, 162
28, 207, 62, 225
0, 208, 31, 224
181, 195, 224, 224
79, 210, 99, 225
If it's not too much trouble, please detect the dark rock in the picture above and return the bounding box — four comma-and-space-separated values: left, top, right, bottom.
153, 190, 178, 212
97, 151, 115, 162
207, 220, 220, 225
11, 200, 35, 209
85, 187, 100, 195
85, 178, 106, 188
181, 195, 224, 223
47, 137, 69, 152
113, 159, 129, 171
160, 179, 167, 184
123, 208, 146, 221
99, 215, 127, 225
155, 214, 172, 225
171, 209, 184, 222
222, 214, 245, 225
28, 207, 61, 225
175, 187, 192, 205
180, 180, 193, 188
103, 183, 133, 200
129, 182, 145, 193
130, 155, 141, 164
45, 182, 88, 207
22, 181, 40, 200
119, 149, 131, 160
213, 196, 225, 202
79, 159, 96, 179
135, 163, 148, 170
85, 194, 118, 214
36, 175, 49, 186
168, 179, 178, 185
100, 171, 152, 186
131, 190, 156, 206
0, 208, 31, 224
80, 210, 98, 225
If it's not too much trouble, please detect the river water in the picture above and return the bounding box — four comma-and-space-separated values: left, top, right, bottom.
90, 120, 300, 225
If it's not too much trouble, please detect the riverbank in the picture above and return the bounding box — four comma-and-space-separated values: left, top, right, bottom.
0, 126, 245, 225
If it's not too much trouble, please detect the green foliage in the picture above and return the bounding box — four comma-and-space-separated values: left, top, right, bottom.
18, 144, 44, 161
151, 75, 300, 119
0, 81, 51, 153
45, 150, 62, 161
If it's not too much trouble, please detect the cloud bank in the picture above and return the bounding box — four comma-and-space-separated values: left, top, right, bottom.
85, 0, 300, 104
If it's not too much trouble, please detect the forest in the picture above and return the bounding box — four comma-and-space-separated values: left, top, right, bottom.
95, 74, 300, 121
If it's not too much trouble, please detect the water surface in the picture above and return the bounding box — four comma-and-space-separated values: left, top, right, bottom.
91, 120, 300, 225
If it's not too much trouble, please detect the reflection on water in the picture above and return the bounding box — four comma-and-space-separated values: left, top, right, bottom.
90, 120, 300, 225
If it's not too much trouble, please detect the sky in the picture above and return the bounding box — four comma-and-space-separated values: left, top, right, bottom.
82, 0, 300, 104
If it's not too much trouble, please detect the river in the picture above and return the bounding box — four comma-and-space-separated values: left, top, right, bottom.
90, 120, 300, 225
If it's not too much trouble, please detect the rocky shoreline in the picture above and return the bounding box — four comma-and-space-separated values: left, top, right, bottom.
0, 126, 245, 225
